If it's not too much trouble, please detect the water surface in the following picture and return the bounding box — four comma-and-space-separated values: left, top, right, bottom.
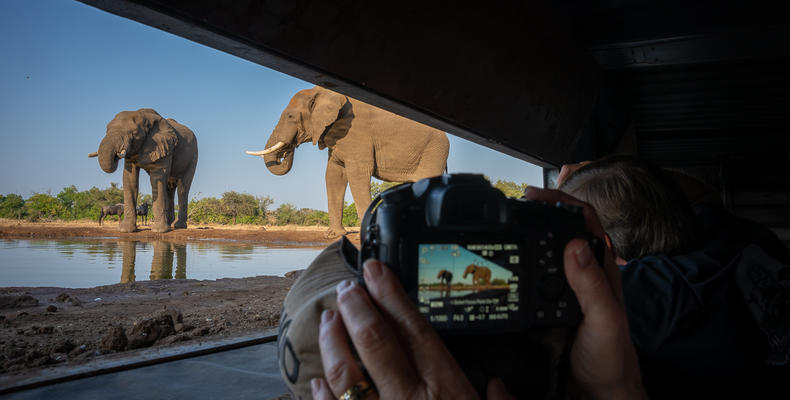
0, 239, 323, 288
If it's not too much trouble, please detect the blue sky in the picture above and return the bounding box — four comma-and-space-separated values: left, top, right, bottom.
0, 0, 542, 210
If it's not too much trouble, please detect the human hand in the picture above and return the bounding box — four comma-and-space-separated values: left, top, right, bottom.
557, 161, 591, 187
312, 259, 515, 400
524, 187, 647, 400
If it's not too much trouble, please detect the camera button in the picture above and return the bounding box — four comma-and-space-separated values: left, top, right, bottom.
555, 309, 563, 319
535, 309, 545, 319
540, 275, 565, 300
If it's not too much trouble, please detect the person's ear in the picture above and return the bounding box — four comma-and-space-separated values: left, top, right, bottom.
604, 234, 629, 266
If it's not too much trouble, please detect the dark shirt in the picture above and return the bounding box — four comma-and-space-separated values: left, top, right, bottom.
621, 204, 790, 397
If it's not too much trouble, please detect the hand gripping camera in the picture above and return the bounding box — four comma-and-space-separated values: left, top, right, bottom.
359, 174, 603, 398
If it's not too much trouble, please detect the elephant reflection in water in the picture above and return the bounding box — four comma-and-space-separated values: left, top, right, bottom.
119, 240, 187, 283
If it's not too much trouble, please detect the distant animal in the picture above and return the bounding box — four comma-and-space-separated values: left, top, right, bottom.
436, 269, 453, 296
99, 204, 124, 226
463, 264, 491, 286
136, 202, 150, 225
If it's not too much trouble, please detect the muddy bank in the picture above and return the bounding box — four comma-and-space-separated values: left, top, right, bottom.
0, 274, 302, 381
0, 219, 360, 246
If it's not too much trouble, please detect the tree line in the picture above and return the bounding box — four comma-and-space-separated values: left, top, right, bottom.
0, 178, 529, 226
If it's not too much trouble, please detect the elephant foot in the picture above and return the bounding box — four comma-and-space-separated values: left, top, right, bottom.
173, 221, 187, 230
326, 228, 347, 239
152, 223, 172, 233
119, 224, 138, 233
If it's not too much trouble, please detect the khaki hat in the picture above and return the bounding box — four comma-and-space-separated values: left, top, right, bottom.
277, 237, 360, 399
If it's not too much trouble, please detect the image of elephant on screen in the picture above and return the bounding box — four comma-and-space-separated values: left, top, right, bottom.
89, 109, 198, 233
437, 269, 453, 297
463, 264, 491, 286
247, 86, 449, 238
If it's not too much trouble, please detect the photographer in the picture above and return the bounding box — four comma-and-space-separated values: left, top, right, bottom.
556, 156, 790, 398
309, 187, 648, 400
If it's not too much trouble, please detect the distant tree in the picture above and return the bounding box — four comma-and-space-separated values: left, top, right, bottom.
188, 197, 229, 224
221, 191, 257, 224
491, 278, 507, 286
0, 194, 26, 219
25, 193, 65, 221
492, 179, 529, 198
56, 185, 79, 218
257, 195, 274, 215
303, 209, 329, 226
342, 202, 358, 227
276, 203, 299, 225
370, 181, 403, 198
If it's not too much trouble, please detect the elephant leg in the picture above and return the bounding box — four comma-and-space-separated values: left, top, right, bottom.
325, 161, 348, 238
174, 243, 187, 278
347, 167, 373, 224
120, 240, 136, 284
174, 162, 195, 229
166, 180, 176, 226
149, 167, 172, 233
120, 161, 140, 232
150, 240, 174, 280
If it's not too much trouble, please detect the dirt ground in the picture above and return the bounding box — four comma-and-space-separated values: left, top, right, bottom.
0, 220, 360, 383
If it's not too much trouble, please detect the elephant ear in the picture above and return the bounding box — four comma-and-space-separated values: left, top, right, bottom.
137, 112, 178, 165
308, 89, 347, 149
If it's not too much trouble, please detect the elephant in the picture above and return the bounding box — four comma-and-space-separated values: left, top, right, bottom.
136, 202, 150, 225
463, 264, 491, 286
99, 203, 124, 226
247, 86, 449, 238
89, 109, 198, 233
436, 269, 453, 297
119, 240, 187, 283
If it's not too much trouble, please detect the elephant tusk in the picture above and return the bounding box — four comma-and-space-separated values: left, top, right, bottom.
246, 141, 285, 156
88, 152, 99, 158
117, 150, 127, 158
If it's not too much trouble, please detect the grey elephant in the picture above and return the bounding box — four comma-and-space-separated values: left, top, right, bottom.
247, 86, 449, 237
89, 109, 198, 233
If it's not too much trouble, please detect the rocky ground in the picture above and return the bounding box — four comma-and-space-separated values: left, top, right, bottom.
0, 220, 360, 384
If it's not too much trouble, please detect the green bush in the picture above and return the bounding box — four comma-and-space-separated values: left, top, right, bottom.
25, 193, 66, 222
492, 179, 530, 198
0, 194, 26, 219
342, 202, 358, 227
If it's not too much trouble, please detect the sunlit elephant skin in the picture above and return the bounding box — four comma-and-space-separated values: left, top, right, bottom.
89, 109, 198, 233
463, 264, 491, 286
248, 86, 449, 238
99, 203, 124, 226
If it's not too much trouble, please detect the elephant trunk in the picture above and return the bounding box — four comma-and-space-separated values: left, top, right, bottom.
262, 135, 294, 176
98, 137, 120, 173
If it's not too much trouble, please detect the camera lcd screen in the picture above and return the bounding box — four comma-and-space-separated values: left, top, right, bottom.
417, 243, 521, 330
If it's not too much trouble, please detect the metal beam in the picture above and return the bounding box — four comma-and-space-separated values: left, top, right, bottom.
77, 0, 602, 167
592, 26, 790, 69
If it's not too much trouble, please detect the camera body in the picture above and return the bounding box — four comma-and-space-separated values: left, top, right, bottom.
359, 174, 602, 396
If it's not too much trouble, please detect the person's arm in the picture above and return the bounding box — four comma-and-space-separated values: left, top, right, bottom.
314, 188, 648, 400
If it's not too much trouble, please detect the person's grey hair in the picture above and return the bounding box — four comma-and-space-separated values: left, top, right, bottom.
559, 156, 695, 260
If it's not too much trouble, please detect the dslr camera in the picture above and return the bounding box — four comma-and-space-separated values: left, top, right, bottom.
359, 174, 602, 397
